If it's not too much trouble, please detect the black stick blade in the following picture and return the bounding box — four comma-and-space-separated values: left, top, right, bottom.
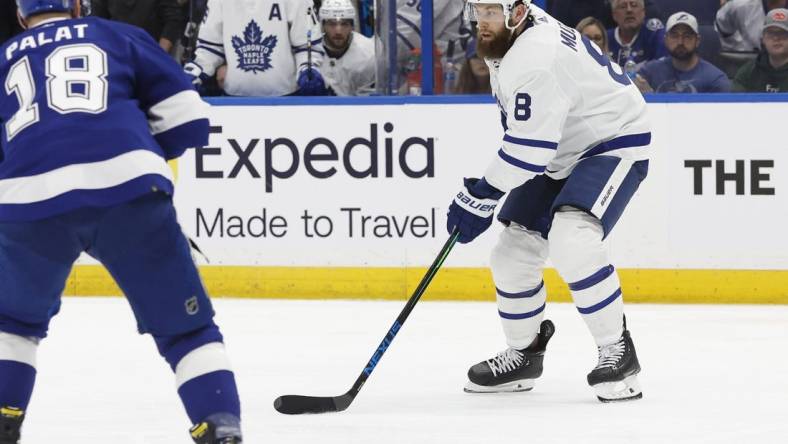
273, 393, 354, 415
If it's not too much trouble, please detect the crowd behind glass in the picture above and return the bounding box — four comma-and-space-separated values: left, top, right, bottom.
3, 0, 787, 95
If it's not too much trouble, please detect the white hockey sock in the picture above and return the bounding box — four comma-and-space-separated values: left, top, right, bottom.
0, 331, 38, 368
491, 224, 549, 350
174, 342, 233, 388
549, 209, 624, 347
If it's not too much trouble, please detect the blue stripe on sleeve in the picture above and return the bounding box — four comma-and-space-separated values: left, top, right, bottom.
197, 38, 223, 47
497, 149, 546, 173
577, 288, 622, 314
196, 45, 225, 58
568, 265, 615, 291
499, 303, 546, 320
503, 134, 558, 149
497, 281, 544, 299
581, 132, 651, 159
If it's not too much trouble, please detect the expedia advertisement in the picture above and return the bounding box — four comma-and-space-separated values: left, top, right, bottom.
174, 103, 502, 267
172, 101, 788, 271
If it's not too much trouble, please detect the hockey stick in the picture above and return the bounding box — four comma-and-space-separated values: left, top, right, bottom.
306, 29, 313, 80
273, 229, 461, 414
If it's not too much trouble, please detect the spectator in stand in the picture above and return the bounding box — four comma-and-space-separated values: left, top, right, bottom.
183, 0, 328, 96
577, 16, 609, 55
716, 0, 786, 52
397, 0, 468, 90
608, 0, 668, 69
1, 0, 23, 44
733, 8, 788, 91
548, 0, 663, 29
635, 12, 731, 93
91, 0, 186, 55
455, 40, 491, 94
320, 0, 376, 95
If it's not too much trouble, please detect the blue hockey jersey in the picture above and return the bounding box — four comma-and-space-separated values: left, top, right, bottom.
0, 16, 209, 222
607, 18, 667, 69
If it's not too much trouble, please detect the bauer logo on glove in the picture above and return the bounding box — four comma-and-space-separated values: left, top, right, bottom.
455, 190, 498, 216
447, 177, 505, 244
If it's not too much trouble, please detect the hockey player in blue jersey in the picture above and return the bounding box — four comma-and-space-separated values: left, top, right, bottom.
0, 1, 241, 443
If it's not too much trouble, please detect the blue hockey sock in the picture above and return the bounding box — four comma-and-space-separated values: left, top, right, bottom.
0, 360, 36, 410
178, 370, 240, 424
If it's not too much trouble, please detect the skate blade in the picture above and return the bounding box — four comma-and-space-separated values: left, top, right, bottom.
464, 379, 535, 394
593, 374, 642, 403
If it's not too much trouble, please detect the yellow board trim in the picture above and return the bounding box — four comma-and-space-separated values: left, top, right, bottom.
64, 265, 788, 304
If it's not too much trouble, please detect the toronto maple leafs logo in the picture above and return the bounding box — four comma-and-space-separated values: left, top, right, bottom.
232, 20, 278, 73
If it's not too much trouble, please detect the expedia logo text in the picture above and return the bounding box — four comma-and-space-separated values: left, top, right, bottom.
196, 123, 435, 192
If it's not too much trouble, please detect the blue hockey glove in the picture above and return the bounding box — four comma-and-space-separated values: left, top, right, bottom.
183, 62, 210, 94
296, 68, 328, 96
447, 177, 505, 244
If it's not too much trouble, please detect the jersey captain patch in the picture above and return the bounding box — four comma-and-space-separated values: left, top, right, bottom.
231, 20, 278, 73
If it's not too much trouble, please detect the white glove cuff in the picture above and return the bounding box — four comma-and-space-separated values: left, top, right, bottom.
453, 189, 499, 218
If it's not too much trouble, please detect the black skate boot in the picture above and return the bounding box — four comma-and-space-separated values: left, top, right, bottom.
0, 406, 23, 444
587, 327, 642, 403
464, 319, 555, 393
190, 413, 242, 444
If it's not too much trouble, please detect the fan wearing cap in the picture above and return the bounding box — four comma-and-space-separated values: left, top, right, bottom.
635, 12, 730, 93
716, 0, 786, 53
733, 8, 788, 91
319, 0, 376, 95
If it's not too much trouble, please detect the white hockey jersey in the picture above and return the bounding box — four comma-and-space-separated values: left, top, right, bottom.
323, 32, 376, 95
484, 5, 651, 193
396, 0, 467, 64
193, 0, 323, 96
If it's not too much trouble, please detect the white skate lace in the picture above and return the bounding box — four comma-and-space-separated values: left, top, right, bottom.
596, 339, 625, 369
486, 348, 524, 377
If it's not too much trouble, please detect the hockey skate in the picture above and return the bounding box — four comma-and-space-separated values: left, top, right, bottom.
587, 328, 642, 402
0, 406, 23, 444
464, 319, 555, 393
190, 413, 242, 444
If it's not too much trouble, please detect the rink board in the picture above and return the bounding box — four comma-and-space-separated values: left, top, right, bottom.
68, 95, 788, 303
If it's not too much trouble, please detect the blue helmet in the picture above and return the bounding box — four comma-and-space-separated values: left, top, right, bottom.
16, 0, 75, 19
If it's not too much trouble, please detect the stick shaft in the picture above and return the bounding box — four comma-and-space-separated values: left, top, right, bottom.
346, 230, 460, 399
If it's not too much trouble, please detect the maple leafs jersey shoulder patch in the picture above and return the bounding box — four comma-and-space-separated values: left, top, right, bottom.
231, 20, 278, 73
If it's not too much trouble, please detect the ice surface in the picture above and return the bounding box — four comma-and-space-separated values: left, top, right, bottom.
20, 298, 788, 443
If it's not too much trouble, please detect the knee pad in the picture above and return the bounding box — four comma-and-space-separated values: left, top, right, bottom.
490, 223, 549, 292
548, 208, 608, 282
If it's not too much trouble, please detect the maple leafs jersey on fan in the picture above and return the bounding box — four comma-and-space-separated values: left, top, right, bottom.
323, 31, 376, 95
484, 5, 651, 193
0, 16, 208, 222
192, 0, 324, 96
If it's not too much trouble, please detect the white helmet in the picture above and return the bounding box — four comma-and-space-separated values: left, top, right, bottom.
464, 0, 531, 30
319, 0, 357, 22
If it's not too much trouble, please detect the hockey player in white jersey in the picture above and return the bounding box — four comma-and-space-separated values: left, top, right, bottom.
184, 0, 328, 96
319, 0, 376, 95
447, 0, 650, 402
